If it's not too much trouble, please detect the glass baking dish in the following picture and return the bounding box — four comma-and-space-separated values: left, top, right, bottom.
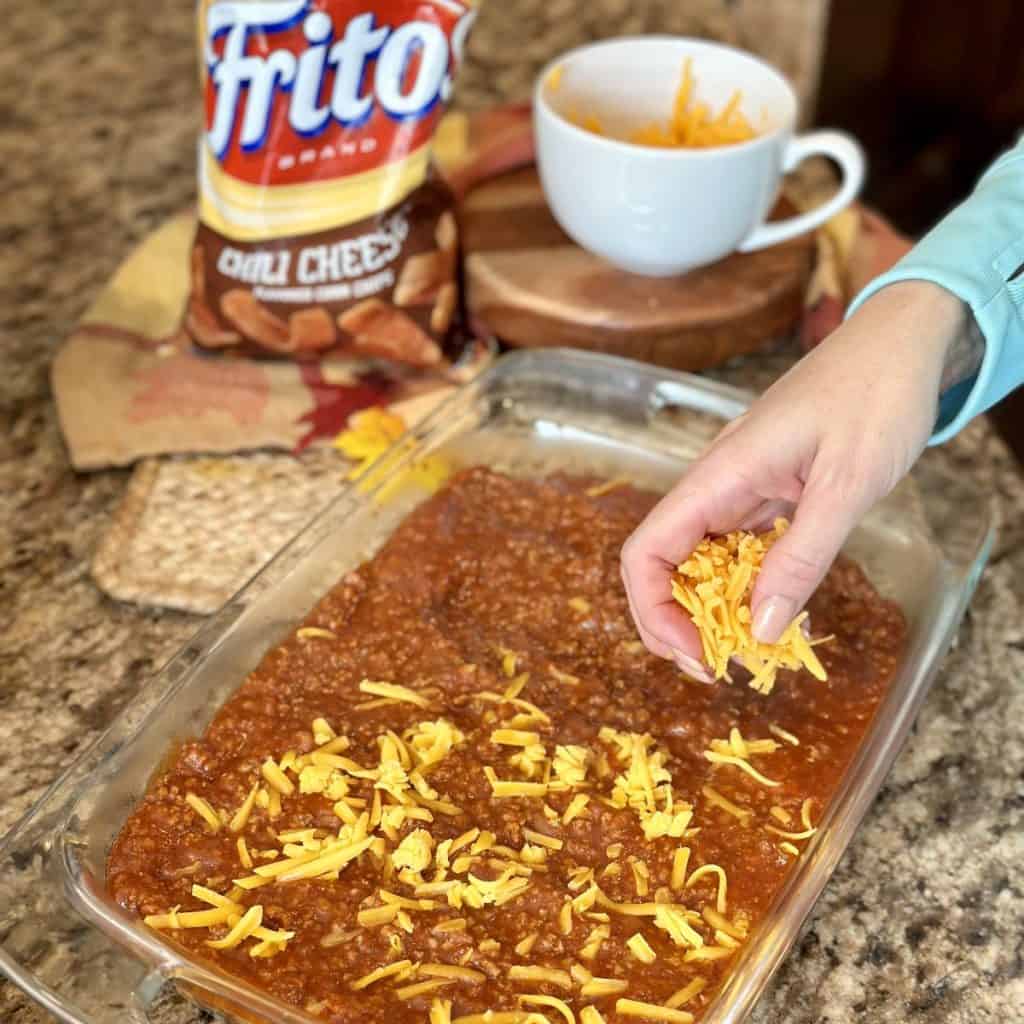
0, 349, 994, 1024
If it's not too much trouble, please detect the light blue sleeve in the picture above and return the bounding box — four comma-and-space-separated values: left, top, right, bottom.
847, 136, 1024, 444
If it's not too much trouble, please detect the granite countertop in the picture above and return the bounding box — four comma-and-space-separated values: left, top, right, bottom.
1, 2, 1023, 1023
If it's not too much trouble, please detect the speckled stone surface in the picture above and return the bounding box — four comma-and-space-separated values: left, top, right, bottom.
1, 2, 1022, 1023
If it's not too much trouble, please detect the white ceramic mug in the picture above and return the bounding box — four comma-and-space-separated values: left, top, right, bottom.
534, 36, 866, 277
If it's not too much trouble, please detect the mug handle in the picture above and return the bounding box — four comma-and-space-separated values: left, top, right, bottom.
737, 131, 866, 252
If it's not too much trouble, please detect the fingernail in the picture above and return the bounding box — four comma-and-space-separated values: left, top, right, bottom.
752, 596, 798, 644
672, 649, 715, 685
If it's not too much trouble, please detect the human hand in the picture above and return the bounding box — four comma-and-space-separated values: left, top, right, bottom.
620, 280, 967, 681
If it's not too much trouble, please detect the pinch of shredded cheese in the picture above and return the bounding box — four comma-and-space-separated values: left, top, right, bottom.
671, 520, 829, 693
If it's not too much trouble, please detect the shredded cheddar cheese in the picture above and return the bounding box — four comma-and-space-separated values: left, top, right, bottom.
627, 932, 657, 963
185, 793, 222, 832
616, 999, 694, 1023
484, 766, 549, 798
769, 723, 800, 746
671, 520, 829, 693
684, 945, 735, 963
228, 783, 260, 833
701, 785, 753, 826
579, 925, 611, 961
584, 476, 630, 498
297, 627, 336, 641
654, 905, 704, 949
580, 976, 627, 997
686, 864, 728, 915
359, 679, 431, 707
431, 998, 453, 1024
396, 978, 453, 1000
206, 905, 263, 949
351, 959, 414, 990
509, 966, 572, 990
572, 59, 755, 150
666, 978, 707, 1009
562, 794, 590, 824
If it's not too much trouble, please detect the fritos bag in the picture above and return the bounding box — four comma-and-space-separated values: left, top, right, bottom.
186, 0, 479, 366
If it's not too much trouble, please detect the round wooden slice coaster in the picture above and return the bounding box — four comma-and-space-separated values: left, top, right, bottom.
461, 166, 816, 372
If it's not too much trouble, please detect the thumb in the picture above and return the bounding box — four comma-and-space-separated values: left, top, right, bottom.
750, 480, 862, 643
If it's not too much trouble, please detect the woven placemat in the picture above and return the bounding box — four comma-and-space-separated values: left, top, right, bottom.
92, 450, 351, 614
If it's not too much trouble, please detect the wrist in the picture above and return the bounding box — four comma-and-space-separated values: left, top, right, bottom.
853, 279, 975, 383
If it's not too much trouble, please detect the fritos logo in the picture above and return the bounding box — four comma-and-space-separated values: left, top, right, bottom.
203, 0, 476, 184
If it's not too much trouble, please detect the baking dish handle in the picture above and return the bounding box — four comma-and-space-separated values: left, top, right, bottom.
644, 375, 751, 459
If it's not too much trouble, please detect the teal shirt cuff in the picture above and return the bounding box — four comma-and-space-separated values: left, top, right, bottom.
847, 137, 1024, 445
